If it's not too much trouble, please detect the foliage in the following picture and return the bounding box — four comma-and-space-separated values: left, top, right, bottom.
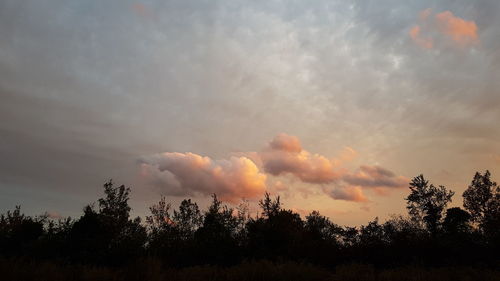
0, 172, 499, 272
405, 175, 454, 235
462, 170, 500, 240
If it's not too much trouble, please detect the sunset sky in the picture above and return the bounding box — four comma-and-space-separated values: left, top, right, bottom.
1, 0, 499, 225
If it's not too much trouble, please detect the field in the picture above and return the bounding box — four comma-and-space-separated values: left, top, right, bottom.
1, 258, 499, 281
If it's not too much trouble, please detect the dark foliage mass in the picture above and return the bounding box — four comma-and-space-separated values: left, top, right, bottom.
0, 172, 499, 278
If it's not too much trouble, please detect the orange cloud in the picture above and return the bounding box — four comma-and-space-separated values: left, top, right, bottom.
259, 134, 407, 202
435, 11, 478, 46
409, 25, 433, 49
139, 152, 266, 203
140, 134, 408, 203
409, 9, 478, 49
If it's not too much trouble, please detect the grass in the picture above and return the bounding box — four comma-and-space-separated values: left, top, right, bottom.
0, 258, 499, 281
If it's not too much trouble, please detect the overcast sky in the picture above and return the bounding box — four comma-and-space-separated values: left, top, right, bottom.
1, 0, 499, 225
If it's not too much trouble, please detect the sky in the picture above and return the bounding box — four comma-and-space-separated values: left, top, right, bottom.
1, 0, 499, 226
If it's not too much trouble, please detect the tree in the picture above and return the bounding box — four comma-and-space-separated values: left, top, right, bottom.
247, 193, 304, 260
70, 180, 146, 264
146, 196, 179, 260
173, 199, 203, 240
305, 211, 342, 243
98, 179, 131, 227
259, 192, 281, 218
463, 171, 499, 227
0, 206, 45, 256
442, 207, 471, 235
359, 218, 385, 246
69, 204, 108, 263
197, 194, 238, 239
146, 196, 173, 231
194, 194, 239, 265
405, 174, 454, 235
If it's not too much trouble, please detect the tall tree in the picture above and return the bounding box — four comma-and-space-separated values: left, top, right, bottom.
98, 179, 131, 227
173, 199, 203, 240
405, 174, 454, 235
146, 196, 173, 231
71, 180, 146, 264
463, 171, 499, 227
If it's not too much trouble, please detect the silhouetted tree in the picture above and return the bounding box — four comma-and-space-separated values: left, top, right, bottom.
3, 174, 500, 270
340, 226, 359, 247
0, 206, 45, 256
359, 218, 385, 247
406, 175, 454, 235
442, 207, 471, 235
303, 211, 343, 264
146, 196, 173, 231
99, 179, 131, 227
69, 204, 108, 263
173, 199, 203, 240
382, 215, 423, 244
247, 194, 303, 260
305, 211, 342, 243
145, 196, 179, 261
70, 180, 146, 264
259, 192, 281, 218
463, 171, 499, 234
194, 194, 239, 265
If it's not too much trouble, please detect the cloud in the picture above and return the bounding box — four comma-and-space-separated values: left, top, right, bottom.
409, 25, 433, 49
342, 165, 408, 189
324, 186, 368, 202
139, 152, 266, 203
269, 133, 302, 153
140, 134, 407, 203
261, 134, 343, 184
258, 134, 407, 201
435, 11, 478, 46
410, 9, 478, 48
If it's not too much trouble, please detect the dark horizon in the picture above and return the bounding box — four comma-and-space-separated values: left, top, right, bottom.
0, 170, 499, 280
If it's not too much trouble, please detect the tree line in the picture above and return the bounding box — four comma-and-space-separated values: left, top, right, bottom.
0, 171, 499, 268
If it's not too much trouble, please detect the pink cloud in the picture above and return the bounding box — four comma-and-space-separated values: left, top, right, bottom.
269, 133, 302, 153
435, 11, 478, 46
139, 152, 266, 203
409, 9, 478, 49
261, 134, 343, 184
258, 134, 407, 202
139, 134, 408, 203
324, 186, 369, 202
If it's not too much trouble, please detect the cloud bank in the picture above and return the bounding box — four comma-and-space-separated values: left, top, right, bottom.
140, 134, 408, 203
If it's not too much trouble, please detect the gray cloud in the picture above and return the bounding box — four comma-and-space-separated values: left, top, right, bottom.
342, 166, 407, 189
